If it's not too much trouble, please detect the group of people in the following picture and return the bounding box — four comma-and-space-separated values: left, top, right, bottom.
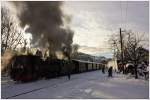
102, 65, 113, 77
66, 62, 148, 80
67, 65, 114, 80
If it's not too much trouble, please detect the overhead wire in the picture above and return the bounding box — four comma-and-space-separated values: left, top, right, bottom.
120, 1, 129, 30
120, 1, 123, 28
125, 1, 128, 30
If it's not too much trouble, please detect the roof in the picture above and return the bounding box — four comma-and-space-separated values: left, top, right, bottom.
72, 59, 105, 65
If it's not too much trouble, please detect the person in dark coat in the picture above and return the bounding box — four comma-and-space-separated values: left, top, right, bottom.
67, 62, 71, 80
68, 71, 71, 80
102, 65, 105, 74
108, 66, 113, 77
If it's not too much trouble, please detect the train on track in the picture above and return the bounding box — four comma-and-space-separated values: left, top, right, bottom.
10, 55, 105, 82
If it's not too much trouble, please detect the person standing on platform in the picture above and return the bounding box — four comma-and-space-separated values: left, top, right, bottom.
102, 65, 105, 74
67, 61, 71, 80
108, 66, 113, 77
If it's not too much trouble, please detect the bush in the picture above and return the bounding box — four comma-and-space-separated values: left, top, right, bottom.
1, 49, 15, 75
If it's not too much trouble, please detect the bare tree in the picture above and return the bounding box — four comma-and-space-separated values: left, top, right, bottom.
1, 6, 25, 55
1, 5, 26, 74
109, 30, 148, 79
108, 34, 121, 59
123, 32, 147, 78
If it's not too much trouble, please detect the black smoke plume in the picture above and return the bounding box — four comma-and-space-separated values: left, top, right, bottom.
12, 1, 74, 58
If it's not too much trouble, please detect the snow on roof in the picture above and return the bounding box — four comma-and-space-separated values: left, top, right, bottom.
72, 59, 105, 65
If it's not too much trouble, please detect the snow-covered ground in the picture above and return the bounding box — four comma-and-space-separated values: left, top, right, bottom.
1, 70, 149, 99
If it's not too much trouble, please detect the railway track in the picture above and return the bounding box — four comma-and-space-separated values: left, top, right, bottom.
4, 75, 81, 99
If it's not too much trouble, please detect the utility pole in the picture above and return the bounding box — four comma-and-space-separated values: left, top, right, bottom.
119, 28, 125, 74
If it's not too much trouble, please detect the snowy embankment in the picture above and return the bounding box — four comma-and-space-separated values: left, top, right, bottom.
1, 70, 149, 99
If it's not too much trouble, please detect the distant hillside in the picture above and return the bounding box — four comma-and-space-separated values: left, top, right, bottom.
72, 52, 107, 63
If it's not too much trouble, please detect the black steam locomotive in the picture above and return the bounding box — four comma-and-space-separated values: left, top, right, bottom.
10, 55, 105, 82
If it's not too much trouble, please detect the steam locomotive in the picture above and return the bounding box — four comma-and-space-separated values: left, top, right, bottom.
10, 55, 105, 82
